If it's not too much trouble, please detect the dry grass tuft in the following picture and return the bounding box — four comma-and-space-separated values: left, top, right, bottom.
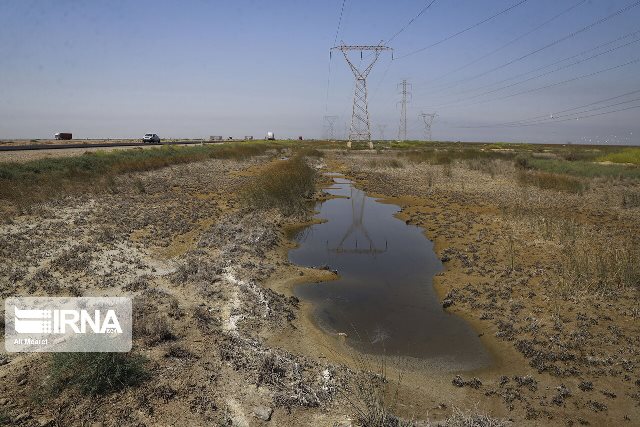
558, 235, 640, 297
367, 158, 405, 169
49, 352, 147, 395
241, 155, 316, 216
516, 169, 586, 193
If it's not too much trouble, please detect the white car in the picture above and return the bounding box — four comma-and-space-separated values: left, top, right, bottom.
142, 133, 160, 143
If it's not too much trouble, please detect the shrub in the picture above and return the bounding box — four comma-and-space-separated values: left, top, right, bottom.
467, 158, 497, 177
49, 352, 147, 395
367, 158, 404, 169
514, 155, 531, 170
517, 170, 585, 193
132, 298, 175, 345
241, 155, 316, 216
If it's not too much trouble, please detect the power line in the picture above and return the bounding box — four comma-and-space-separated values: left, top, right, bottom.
386, 0, 438, 44
430, 35, 640, 108
333, 0, 347, 45
453, 88, 640, 128
504, 97, 640, 126
367, 1, 440, 104
424, 29, 640, 99
396, 0, 530, 60
420, 0, 640, 93
326, 0, 349, 113
503, 104, 640, 126
419, 0, 587, 88
437, 57, 640, 110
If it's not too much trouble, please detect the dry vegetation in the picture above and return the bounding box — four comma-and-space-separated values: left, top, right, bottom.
0, 141, 638, 426
339, 143, 640, 425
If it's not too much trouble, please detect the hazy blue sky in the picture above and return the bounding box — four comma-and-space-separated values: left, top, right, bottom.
1, 0, 639, 144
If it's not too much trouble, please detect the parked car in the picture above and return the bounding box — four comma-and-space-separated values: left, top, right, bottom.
142, 133, 160, 143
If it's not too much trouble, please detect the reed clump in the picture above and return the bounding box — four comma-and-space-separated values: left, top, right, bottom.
241, 155, 316, 216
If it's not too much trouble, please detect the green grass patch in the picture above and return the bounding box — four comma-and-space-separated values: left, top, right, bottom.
597, 147, 640, 165
241, 155, 316, 216
402, 147, 515, 165
526, 158, 640, 179
0, 142, 277, 205
49, 352, 148, 395
517, 169, 586, 193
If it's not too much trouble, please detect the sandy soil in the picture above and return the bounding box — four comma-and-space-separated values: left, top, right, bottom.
0, 149, 638, 426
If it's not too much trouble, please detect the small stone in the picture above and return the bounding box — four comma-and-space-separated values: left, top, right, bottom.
334, 421, 353, 427
17, 378, 27, 386
252, 406, 273, 421
440, 255, 451, 262
0, 398, 9, 406
442, 299, 454, 309
0, 356, 8, 366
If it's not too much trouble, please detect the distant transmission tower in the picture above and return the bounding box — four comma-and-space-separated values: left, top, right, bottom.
332, 43, 393, 148
418, 112, 437, 141
323, 115, 338, 140
397, 79, 411, 141
377, 124, 387, 141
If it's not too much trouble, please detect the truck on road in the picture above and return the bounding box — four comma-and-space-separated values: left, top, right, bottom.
54, 132, 72, 140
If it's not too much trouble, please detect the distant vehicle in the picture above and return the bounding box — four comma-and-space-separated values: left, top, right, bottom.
54, 132, 72, 140
266, 131, 275, 140
142, 133, 160, 143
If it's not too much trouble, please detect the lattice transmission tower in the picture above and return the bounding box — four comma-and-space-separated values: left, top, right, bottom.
331, 43, 392, 149
418, 112, 437, 141
377, 124, 387, 141
323, 115, 338, 140
397, 79, 411, 141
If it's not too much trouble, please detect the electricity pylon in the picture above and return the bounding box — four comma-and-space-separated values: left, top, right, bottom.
418, 112, 437, 141
329, 186, 387, 255
323, 115, 338, 140
377, 124, 387, 141
397, 79, 411, 141
332, 43, 393, 149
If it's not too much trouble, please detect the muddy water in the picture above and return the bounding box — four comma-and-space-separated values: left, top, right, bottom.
289, 176, 491, 370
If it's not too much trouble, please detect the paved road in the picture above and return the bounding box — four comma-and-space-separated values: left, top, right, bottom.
0, 140, 220, 152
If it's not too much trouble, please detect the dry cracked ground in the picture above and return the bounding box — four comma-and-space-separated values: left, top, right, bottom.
0, 148, 639, 426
